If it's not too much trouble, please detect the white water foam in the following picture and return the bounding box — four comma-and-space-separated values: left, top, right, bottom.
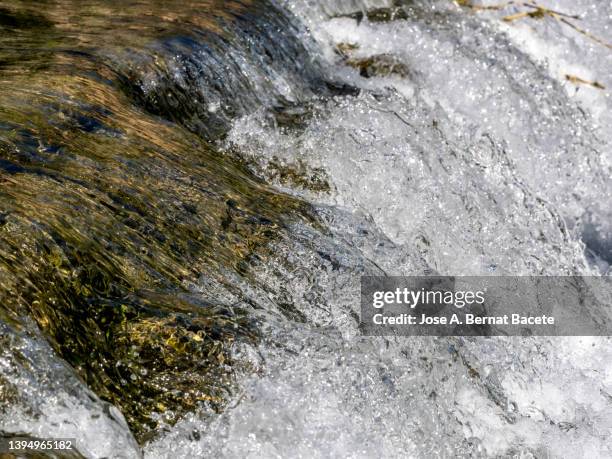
145, 1, 612, 457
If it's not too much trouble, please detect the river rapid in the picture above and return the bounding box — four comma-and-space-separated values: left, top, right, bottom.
1, 1, 611, 458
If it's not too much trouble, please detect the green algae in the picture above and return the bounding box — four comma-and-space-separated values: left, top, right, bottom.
333, 1, 455, 27
339, 6, 410, 24
345, 54, 411, 79
266, 157, 331, 193
0, 1, 320, 443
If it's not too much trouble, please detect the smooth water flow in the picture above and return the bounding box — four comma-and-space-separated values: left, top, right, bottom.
1, 0, 611, 457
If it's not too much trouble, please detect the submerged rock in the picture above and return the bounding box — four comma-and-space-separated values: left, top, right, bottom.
345, 54, 411, 79
340, 6, 409, 24
0, 0, 325, 446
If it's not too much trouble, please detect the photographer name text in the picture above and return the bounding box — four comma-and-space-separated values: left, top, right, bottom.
372, 313, 555, 326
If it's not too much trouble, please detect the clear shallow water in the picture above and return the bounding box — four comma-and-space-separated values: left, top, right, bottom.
1, 1, 612, 457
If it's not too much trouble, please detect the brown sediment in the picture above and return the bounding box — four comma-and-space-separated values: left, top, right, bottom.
266, 157, 331, 193
335, 42, 360, 58
345, 54, 411, 79
338, 6, 409, 24
0, 0, 321, 443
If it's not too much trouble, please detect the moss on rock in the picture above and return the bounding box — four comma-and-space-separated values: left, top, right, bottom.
0, 0, 318, 442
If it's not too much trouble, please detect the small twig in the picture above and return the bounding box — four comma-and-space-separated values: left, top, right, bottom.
565, 74, 605, 90
502, 6, 570, 22
558, 17, 612, 50
523, 2, 581, 19
503, 11, 532, 21
459, 0, 612, 51
456, 0, 518, 11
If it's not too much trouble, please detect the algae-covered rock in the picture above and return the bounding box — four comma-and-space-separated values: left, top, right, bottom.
266, 157, 331, 193
333, 1, 455, 27
346, 54, 411, 79
341, 6, 409, 24
0, 0, 321, 444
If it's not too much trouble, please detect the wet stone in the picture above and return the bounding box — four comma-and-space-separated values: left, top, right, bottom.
345, 54, 411, 79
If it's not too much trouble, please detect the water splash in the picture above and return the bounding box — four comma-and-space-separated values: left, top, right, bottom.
1, 0, 611, 457
146, 0, 612, 457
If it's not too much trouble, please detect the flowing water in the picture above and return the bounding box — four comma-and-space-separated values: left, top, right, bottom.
1, 0, 611, 457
